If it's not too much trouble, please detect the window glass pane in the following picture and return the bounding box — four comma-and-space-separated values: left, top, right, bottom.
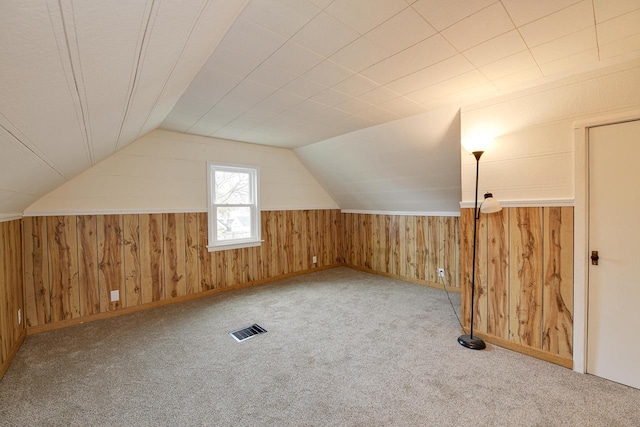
216, 206, 252, 241
214, 171, 251, 204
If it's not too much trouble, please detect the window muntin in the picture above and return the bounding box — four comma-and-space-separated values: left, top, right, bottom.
207, 163, 260, 251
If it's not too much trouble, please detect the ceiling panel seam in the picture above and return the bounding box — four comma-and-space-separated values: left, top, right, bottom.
54, 0, 94, 165
590, 0, 601, 61
498, 1, 544, 77
0, 187, 39, 197
115, 0, 158, 151
133, 0, 213, 142
0, 120, 66, 179
186, 4, 330, 134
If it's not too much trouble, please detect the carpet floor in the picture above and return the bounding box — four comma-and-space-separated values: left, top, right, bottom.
1, 267, 638, 426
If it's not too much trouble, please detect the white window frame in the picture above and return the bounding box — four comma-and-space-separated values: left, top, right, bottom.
207, 162, 261, 252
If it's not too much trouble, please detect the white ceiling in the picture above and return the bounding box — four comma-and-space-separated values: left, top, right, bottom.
1, 0, 640, 216
162, 0, 640, 148
0, 0, 248, 216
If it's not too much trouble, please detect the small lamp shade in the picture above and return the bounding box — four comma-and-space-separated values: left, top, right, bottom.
480, 192, 502, 214
461, 133, 493, 154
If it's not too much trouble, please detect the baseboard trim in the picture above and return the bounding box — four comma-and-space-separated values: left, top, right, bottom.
0, 329, 26, 380
344, 264, 461, 293
464, 330, 573, 369
27, 264, 342, 336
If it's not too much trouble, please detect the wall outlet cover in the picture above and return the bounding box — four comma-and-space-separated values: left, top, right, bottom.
313, 255, 317, 264
17, 308, 22, 325
110, 290, 120, 302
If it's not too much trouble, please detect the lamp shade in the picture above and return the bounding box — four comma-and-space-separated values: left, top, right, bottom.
461, 133, 493, 154
480, 192, 502, 214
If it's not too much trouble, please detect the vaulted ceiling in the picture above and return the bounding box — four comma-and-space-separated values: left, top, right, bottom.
162, 0, 640, 147
1, 0, 639, 216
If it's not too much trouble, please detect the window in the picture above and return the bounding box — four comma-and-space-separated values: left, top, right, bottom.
207, 162, 261, 251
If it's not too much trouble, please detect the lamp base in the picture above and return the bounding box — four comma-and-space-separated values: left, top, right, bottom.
458, 334, 486, 350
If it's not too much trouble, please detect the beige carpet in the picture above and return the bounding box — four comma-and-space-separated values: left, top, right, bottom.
1, 267, 638, 426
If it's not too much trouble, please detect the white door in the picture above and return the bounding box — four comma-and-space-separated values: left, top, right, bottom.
587, 119, 640, 389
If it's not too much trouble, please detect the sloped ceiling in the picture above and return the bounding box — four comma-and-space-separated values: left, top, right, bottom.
162, 0, 640, 148
2, 0, 640, 217
0, 0, 248, 217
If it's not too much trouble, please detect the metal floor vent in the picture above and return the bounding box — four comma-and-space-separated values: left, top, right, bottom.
229, 324, 267, 342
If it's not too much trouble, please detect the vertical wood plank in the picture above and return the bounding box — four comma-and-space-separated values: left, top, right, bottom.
77, 215, 99, 316
302, 210, 312, 270
163, 213, 186, 298
392, 216, 402, 276
185, 213, 199, 295
196, 212, 214, 291
214, 250, 225, 288
509, 207, 543, 348
97, 215, 124, 312
23, 217, 50, 326
11, 221, 24, 343
404, 216, 416, 279
123, 214, 141, 307
453, 217, 460, 289
475, 212, 488, 333
333, 209, 342, 264
274, 211, 285, 276
241, 247, 251, 283
0, 221, 22, 360
383, 215, 392, 273
371, 214, 380, 271
542, 207, 574, 357
228, 249, 241, 286
487, 209, 509, 339
261, 211, 273, 279
426, 217, 439, 283
47, 216, 79, 321
292, 211, 303, 272
460, 209, 474, 330
0, 223, 8, 361
439, 216, 459, 289
315, 210, 325, 267
415, 216, 427, 281
140, 214, 165, 303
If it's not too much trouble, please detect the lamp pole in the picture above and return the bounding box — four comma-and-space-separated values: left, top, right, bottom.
458, 150, 487, 350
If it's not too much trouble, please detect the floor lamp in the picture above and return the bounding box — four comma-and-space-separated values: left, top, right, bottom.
458, 149, 502, 350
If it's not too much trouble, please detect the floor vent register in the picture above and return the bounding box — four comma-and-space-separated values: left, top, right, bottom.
229, 324, 267, 342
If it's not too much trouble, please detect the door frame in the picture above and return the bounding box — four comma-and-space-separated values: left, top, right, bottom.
573, 108, 640, 374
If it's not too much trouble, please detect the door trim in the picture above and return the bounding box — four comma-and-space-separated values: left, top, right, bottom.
573, 109, 640, 374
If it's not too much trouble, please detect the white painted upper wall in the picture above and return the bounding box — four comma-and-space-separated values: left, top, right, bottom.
24, 130, 337, 215
460, 56, 640, 206
295, 105, 461, 214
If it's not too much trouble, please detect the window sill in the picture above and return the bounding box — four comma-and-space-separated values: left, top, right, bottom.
207, 240, 263, 252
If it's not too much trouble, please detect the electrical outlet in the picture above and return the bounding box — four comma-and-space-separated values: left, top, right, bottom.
17, 309, 21, 325
438, 268, 445, 277
313, 255, 317, 264
110, 290, 120, 302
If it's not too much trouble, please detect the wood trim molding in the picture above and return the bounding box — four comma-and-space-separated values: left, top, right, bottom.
465, 329, 573, 369
0, 214, 23, 223
345, 264, 461, 294
0, 329, 26, 380
460, 199, 574, 208
27, 264, 342, 335
341, 209, 460, 217
23, 208, 208, 217
23, 207, 341, 217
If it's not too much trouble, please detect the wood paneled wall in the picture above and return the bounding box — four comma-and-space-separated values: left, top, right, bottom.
23, 210, 342, 331
342, 213, 460, 290
461, 207, 574, 366
0, 219, 25, 379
